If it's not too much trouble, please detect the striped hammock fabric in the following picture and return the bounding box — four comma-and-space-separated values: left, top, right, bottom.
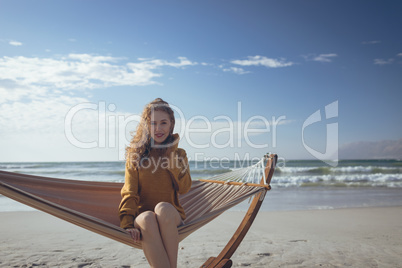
0, 156, 270, 249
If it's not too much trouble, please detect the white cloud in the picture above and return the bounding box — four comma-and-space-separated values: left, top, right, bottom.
0, 95, 87, 134
0, 53, 198, 161
67, 53, 120, 62
397, 53, 402, 57
222, 67, 250, 75
362, 40, 381, 45
9, 40, 23, 46
309, 53, 338, 63
0, 53, 197, 118
128, 56, 196, 69
0, 54, 197, 95
374, 58, 394, 65
0, 82, 48, 104
231, 55, 294, 68
0, 95, 138, 161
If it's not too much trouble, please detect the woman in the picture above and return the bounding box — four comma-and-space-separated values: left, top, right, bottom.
119, 98, 192, 268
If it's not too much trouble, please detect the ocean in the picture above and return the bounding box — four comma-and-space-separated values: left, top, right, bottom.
1, 159, 402, 212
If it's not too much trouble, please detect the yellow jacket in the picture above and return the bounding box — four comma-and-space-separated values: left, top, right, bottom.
118, 135, 192, 229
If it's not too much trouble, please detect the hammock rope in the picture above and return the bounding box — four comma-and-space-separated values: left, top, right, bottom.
204, 157, 267, 184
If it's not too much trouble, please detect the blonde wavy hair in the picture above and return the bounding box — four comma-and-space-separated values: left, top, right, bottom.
126, 98, 175, 168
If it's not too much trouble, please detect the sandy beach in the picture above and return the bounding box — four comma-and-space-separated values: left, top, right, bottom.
1, 207, 401, 268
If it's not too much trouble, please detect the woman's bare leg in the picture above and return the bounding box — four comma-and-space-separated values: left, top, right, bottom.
154, 202, 182, 268
134, 211, 170, 268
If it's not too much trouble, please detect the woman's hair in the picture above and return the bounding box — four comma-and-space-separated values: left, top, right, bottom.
126, 98, 175, 168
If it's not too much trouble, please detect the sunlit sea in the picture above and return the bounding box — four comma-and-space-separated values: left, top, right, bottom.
1, 159, 402, 212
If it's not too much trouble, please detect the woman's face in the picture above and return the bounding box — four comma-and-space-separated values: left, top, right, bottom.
150, 110, 172, 145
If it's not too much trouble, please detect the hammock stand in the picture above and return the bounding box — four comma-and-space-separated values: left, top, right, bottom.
0, 154, 277, 268
200, 154, 277, 268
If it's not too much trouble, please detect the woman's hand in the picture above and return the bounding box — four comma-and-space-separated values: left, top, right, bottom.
126, 228, 141, 242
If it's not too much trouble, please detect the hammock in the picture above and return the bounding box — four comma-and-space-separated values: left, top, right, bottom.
0, 154, 277, 268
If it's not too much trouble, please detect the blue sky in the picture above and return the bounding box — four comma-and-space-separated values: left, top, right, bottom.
0, 0, 401, 162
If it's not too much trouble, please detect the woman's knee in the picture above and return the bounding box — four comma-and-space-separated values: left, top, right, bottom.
154, 202, 174, 215
154, 202, 181, 225
134, 211, 158, 232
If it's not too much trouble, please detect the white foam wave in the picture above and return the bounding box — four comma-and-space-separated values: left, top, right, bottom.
272, 173, 402, 187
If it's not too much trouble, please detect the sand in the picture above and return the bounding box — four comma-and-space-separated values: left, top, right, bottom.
1, 207, 402, 268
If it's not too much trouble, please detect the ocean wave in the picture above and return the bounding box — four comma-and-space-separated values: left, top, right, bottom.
2, 160, 402, 188
276, 166, 402, 175
0, 163, 51, 169
271, 173, 402, 188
